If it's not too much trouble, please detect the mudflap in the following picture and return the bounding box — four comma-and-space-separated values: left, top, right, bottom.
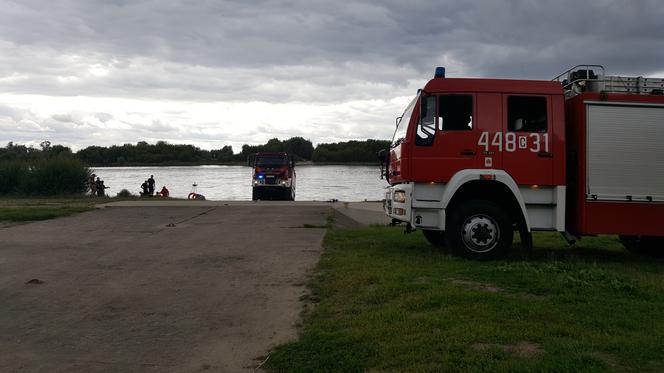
519, 226, 533, 251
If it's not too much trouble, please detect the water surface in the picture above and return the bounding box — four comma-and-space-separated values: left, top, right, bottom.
94, 165, 387, 201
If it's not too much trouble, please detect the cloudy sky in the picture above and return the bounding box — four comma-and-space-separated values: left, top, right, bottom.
1, 0, 663, 152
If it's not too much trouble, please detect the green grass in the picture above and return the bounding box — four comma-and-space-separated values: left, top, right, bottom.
265, 227, 664, 372
0, 206, 94, 221
0, 195, 185, 223
0, 196, 132, 222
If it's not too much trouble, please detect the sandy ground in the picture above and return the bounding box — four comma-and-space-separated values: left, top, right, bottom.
0, 205, 335, 372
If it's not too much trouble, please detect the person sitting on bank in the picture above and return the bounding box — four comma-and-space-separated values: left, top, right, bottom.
156, 186, 170, 197
140, 180, 149, 196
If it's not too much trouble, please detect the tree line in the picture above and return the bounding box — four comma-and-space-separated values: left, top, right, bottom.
1, 138, 391, 166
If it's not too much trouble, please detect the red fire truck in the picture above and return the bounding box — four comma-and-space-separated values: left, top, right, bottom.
381, 65, 664, 260
250, 152, 296, 200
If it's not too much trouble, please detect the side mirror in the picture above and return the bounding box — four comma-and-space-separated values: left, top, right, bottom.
377, 149, 389, 180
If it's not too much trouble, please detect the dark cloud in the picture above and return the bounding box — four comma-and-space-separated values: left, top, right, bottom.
4, 1, 664, 95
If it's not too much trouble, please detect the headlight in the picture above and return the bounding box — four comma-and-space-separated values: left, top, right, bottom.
393, 190, 406, 203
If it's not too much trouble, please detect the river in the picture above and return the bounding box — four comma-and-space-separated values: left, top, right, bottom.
93, 165, 388, 201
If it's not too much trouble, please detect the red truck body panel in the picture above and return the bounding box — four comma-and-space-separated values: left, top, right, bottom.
253, 152, 293, 179
564, 93, 664, 236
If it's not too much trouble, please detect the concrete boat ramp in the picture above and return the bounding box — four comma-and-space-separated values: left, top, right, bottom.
0, 201, 387, 372
96, 200, 391, 228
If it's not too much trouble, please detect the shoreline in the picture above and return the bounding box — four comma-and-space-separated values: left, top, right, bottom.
89, 161, 381, 167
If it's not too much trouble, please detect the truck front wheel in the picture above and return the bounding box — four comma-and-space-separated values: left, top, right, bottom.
285, 187, 295, 201
447, 200, 513, 260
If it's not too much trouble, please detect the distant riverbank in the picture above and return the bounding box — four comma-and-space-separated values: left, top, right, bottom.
75, 138, 391, 166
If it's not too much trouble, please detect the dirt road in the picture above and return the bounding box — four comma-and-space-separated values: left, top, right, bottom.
0, 205, 329, 372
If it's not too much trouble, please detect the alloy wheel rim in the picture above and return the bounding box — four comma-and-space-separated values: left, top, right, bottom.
461, 214, 500, 253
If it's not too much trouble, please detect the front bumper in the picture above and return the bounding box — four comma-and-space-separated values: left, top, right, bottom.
384, 182, 447, 230
384, 184, 413, 223
253, 177, 292, 188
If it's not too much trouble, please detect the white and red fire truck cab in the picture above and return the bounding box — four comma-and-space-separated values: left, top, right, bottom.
383, 65, 664, 259
250, 152, 296, 201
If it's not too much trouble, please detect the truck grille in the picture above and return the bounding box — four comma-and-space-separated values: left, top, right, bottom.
385, 195, 392, 214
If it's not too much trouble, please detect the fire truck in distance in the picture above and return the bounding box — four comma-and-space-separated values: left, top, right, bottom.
381, 65, 664, 260
250, 152, 296, 201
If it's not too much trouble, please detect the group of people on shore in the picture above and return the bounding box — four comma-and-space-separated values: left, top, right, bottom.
88, 173, 169, 198
88, 174, 109, 197
140, 175, 169, 197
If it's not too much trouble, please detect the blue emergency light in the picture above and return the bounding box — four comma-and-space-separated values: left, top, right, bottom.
435, 66, 446, 78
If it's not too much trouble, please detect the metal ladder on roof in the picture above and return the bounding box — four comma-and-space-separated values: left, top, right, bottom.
603, 75, 664, 95
553, 64, 664, 97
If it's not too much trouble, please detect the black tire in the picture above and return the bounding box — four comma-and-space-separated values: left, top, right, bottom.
422, 230, 446, 248
446, 199, 513, 260
252, 187, 260, 201
284, 187, 294, 201
619, 235, 664, 256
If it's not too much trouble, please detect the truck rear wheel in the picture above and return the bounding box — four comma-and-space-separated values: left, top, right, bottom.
619, 235, 664, 256
252, 188, 260, 201
446, 200, 513, 260
422, 230, 446, 248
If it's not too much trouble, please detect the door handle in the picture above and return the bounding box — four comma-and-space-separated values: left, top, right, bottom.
460, 150, 476, 156
537, 152, 553, 158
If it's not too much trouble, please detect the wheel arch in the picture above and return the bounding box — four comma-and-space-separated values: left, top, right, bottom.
442, 170, 530, 232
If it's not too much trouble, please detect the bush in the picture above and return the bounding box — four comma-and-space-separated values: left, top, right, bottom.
0, 157, 90, 196
116, 189, 133, 198
0, 160, 24, 194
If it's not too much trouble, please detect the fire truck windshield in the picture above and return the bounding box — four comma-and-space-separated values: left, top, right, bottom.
392, 95, 418, 147
255, 156, 288, 167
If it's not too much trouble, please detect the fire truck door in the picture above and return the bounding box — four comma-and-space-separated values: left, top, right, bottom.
475, 93, 503, 170
501, 95, 553, 185
411, 94, 480, 181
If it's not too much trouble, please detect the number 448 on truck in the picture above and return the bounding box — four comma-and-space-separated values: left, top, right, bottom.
379, 65, 664, 260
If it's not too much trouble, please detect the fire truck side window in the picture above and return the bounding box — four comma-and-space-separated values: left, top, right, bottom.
507, 96, 547, 132
439, 95, 473, 131
416, 95, 437, 146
